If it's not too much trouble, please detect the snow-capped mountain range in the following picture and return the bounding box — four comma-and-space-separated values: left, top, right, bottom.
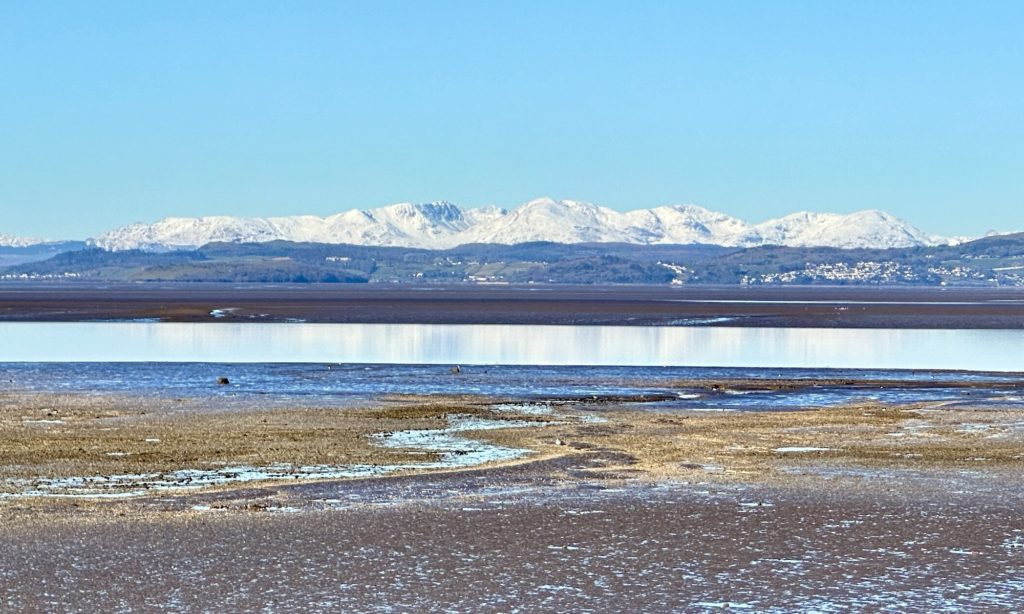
0, 234, 51, 248
9, 198, 963, 251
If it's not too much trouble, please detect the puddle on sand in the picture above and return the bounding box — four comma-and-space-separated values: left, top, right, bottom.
0, 415, 551, 499
491, 402, 554, 416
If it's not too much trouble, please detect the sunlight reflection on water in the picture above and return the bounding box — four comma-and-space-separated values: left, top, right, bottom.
1, 322, 1022, 371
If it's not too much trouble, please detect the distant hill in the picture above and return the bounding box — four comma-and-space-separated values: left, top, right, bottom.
0, 241, 88, 268
5, 234, 1024, 286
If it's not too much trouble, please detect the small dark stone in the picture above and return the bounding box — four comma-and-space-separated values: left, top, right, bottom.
217, 377, 230, 385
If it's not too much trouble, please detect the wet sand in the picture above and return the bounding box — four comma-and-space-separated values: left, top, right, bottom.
4, 388, 1023, 496
2, 389, 1024, 610
4, 469, 1024, 612
3, 282, 1024, 327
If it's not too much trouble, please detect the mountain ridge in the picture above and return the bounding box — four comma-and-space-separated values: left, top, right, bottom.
84, 198, 960, 252
3, 199, 970, 251
0, 234, 54, 248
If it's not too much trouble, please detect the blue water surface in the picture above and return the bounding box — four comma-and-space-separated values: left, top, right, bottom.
3, 362, 1021, 412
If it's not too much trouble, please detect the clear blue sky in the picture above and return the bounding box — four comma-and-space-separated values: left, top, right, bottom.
1, 1, 1021, 239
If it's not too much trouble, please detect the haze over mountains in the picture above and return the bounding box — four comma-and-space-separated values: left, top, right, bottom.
0, 234, 51, 248
5, 198, 968, 251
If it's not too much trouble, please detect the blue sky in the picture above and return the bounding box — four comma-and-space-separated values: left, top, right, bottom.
1, 1, 1021, 239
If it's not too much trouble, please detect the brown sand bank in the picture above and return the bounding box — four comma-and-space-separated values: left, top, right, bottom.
2, 391, 1024, 610
3, 282, 1024, 327
2, 391, 1022, 505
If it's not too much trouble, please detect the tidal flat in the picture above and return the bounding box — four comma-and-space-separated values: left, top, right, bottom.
2, 379, 1024, 610
4, 283, 1024, 328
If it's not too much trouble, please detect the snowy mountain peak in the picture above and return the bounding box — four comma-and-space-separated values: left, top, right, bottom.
0, 233, 55, 248
377, 201, 463, 222
749, 208, 942, 249
89, 199, 954, 251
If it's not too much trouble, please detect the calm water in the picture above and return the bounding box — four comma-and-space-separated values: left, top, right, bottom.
2, 361, 1022, 413
1, 322, 1021, 411
0, 322, 1022, 371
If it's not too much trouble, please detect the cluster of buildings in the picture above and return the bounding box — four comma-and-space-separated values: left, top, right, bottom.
742, 261, 921, 285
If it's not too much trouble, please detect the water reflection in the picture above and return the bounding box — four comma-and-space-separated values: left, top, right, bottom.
0, 322, 1021, 371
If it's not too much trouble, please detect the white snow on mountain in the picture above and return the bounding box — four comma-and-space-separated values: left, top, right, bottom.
746, 209, 941, 250
459, 199, 638, 245
91, 198, 959, 251
0, 234, 50, 248
91, 202, 472, 251
621, 205, 754, 246
462, 205, 509, 227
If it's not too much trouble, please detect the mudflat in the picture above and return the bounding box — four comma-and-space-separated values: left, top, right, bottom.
3, 282, 1024, 327
2, 388, 1024, 610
